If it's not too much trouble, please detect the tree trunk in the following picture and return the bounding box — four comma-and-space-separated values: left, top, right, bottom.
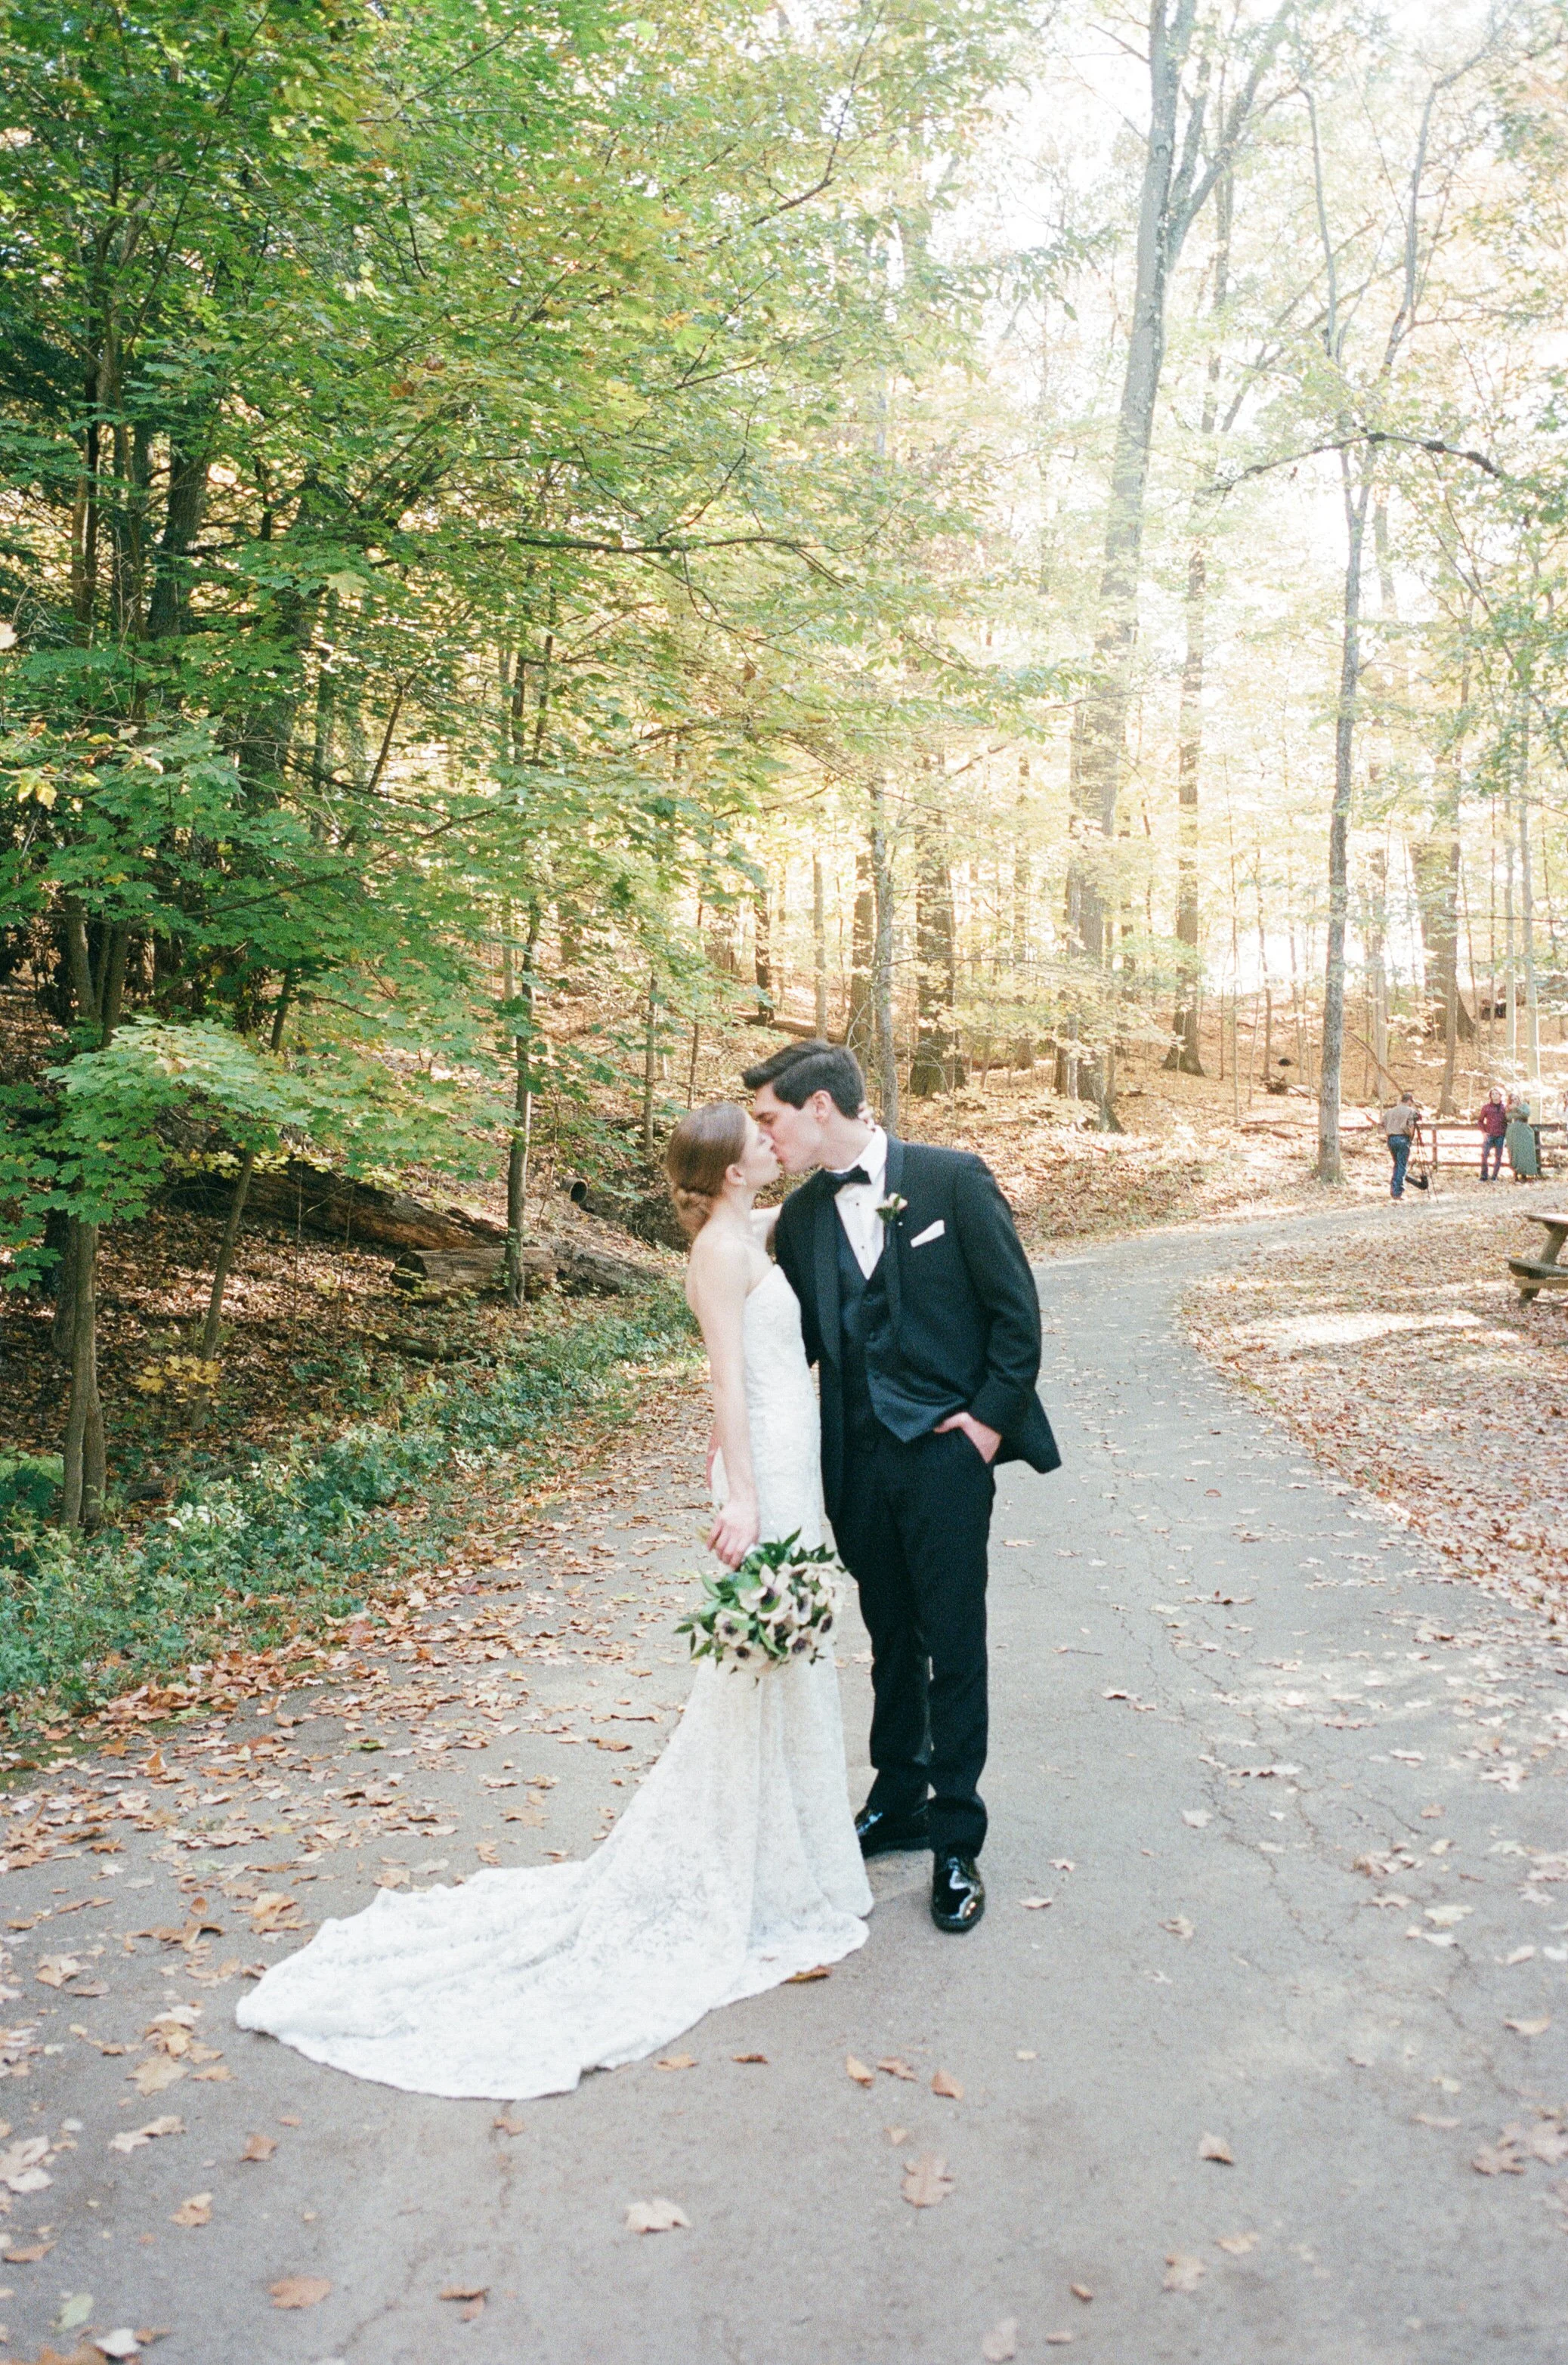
847, 846, 874, 1064
753, 878, 773, 1014
60, 1222, 106, 1529
199, 1151, 256, 1361
812, 852, 828, 1036
506, 905, 542, 1308
641, 971, 659, 1163
869, 785, 898, 1130
909, 802, 963, 1097
1012, 757, 1035, 1069
1316, 462, 1372, 1182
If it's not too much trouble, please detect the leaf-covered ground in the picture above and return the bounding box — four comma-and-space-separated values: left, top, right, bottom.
1183, 1186, 1568, 1609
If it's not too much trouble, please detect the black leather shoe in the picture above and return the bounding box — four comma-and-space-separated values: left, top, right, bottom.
854, 1802, 930, 1860
931, 1853, 985, 1934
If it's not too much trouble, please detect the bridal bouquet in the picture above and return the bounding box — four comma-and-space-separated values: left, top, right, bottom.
678, 1533, 840, 1672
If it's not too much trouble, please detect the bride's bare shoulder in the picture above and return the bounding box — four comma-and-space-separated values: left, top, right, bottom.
685, 1221, 754, 1303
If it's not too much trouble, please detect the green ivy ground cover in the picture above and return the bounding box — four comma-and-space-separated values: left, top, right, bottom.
0, 1287, 698, 1724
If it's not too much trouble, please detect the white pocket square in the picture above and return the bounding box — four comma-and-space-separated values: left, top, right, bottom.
908, 1219, 945, 1247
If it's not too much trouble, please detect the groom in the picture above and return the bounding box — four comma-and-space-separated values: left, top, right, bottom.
744, 1039, 1059, 1934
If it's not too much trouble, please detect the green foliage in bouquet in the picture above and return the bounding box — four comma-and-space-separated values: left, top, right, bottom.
677, 1532, 840, 1672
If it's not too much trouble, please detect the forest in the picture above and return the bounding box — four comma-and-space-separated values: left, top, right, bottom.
2, 0, 1566, 1712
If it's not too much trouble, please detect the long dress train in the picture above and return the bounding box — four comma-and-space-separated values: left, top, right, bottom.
235, 1263, 871, 2098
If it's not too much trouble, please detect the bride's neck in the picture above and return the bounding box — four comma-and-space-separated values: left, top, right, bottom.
707, 1184, 756, 1232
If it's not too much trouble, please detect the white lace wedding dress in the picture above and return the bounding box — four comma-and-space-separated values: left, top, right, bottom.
236, 1263, 871, 2098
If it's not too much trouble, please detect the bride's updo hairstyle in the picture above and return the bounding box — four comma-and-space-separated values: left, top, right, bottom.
666, 1102, 748, 1240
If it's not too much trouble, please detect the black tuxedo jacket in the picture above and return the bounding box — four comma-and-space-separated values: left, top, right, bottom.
772, 1135, 1059, 1519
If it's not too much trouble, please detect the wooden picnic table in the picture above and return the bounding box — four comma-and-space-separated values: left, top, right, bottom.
1508, 1209, 1568, 1303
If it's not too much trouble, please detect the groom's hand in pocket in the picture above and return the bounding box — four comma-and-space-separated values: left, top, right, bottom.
935, 1411, 1002, 1465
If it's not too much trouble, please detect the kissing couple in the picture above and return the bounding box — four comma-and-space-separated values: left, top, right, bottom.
238, 1040, 1059, 2099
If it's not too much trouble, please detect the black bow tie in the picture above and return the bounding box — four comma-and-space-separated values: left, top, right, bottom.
833, 1167, 873, 1191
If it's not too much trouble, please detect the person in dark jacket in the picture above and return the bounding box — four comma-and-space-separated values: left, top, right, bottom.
744, 1037, 1059, 1937
1477, 1088, 1507, 1181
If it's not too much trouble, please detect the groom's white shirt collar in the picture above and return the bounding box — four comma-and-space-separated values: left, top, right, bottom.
828, 1124, 888, 1278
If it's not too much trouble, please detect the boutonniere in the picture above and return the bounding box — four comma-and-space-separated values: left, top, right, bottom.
875, 1193, 908, 1226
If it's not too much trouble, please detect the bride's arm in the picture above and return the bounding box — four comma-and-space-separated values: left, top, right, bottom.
687, 1229, 760, 1570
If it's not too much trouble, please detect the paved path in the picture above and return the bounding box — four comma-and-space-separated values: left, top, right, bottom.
1, 1207, 1564, 2365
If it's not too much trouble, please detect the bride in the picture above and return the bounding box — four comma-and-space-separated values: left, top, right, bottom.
236, 1103, 871, 2099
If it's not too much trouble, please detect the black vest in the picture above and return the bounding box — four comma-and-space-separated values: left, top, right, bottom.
837, 1220, 889, 1441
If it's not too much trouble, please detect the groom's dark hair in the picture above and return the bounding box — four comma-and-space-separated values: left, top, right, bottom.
741, 1037, 865, 1116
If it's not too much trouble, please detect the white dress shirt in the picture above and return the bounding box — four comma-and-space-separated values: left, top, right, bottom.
829, 1124, 888, 1279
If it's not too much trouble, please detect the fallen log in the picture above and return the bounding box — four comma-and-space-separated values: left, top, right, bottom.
168, 1158, 503, 1256
391, 1238, 654, 1300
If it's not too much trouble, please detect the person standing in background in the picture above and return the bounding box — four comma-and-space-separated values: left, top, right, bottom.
1477, 1087, 1507, 1181
1381, 1091, 1418, 1201
1505, 1094, 1539, 1183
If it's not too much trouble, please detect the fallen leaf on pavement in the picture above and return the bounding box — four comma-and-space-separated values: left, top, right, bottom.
5, 2241, 55, 2262
94, 2332, 144, 2359
901, 2153, 953, 2209
170, 2193, 212, 2228
1044, 2338, 1074, 2350
656, 2054, 695, 2071
1216, 2233, 1257, 2255
732, 2051, 768, 2064
1182, 1811, 1211, 1828
493, 2115, 526, 2136
107, 2117, 183, 2155
846, 2055, 874, 2087
1502, 1946, 1536, 1966
1016, 2050, 1038, 2061
1413, 2113, 1461, 2129
270, 2275, 331, 2308
1505, 2017, 1551, 2037
1163, 2253, 1206, 2292
626, 2199, 690, 2233
982, 2320, 1017, 2361
36, 1955, 83, 1989
932, 2070, 963, 2101
1472, 2144, 1526, 2176
440, 2283, 489, 2302
1021, 1897, 1053, 1911
886, 2126, 908, 2144
1161, 1918, 1195, 1942
878, 2057, 917, 2082
128, 2058, 186, 2098
0, 2135, 53, 2193
240, 2134, 277, 2163
1198, 2133, 1234, 2164
785, 1965, 831, 1983
1071, 2283, 1093, 2300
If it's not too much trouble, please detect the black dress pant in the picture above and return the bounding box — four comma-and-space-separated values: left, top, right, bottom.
831, 1422, 994, 1859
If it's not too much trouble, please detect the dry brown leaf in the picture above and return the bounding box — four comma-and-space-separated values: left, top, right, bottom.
1044, 2338, 1075, 2350
107, 2116, 183, 2155
1071, 2283, 1094, 2301
656, 2054, 695, 2071
439, 2283, 489, 2302
982, 2320, 1018, 2361
240, 2133, 277, 2162
4, 2241, 54, 2263
493, 2115, 526, 2136
1472, 2143, 1525, 2177
1163, 2253, 1206, 2292
846, 2055, 874, 2087
886, 2126, 908, 2144
901, 2153, 953, 2209
625, 2199, 690, 2233
269, 2274, 331, 2308
1198, 2132, 1234, 2164
932, 2069, 964, 2101
170, 2191, 212, 2227
732, 2051, 768, 2064
1215, 2234, 1257, 2255
1161, 1917, 1195, 1942
878, 2057, 917, 2082
128, 2057, 186, 2098
784, 1964, 831, 1983
1021, 1897, 1053, 1911
1504, 2016, 1551, 2037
